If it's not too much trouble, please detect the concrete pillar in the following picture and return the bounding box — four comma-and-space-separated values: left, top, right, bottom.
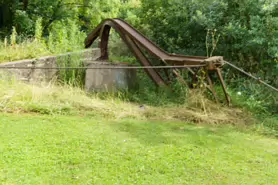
85, 61, 137, 92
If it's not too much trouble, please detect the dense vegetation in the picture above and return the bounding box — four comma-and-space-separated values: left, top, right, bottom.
1, 0, 277, 72
0, 1, 277, 183
0, 1, 277, 115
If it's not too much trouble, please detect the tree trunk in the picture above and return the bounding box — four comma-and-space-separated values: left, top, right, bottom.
23, 0, 28, 10
0, 1, 13, 30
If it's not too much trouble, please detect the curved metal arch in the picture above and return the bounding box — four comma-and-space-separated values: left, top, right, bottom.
84, 18, 209, 85
86, 19, 167, 85
85, 18, 208, 65
84, 18, 231, 105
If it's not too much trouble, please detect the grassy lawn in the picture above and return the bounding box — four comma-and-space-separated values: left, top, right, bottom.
0, 114, 277, 185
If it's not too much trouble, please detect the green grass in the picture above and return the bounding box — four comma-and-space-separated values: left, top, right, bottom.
0, 113, 277, 185
0, 40, 50, 63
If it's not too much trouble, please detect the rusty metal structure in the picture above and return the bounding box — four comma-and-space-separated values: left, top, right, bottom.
85, 18, 230, 105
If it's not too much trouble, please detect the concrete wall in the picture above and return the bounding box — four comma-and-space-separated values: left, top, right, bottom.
85, 62, 137, 92
0, 49, 100, 83
0, 48, 138, 92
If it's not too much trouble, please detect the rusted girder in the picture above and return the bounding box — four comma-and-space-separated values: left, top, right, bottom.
85, 18, 230, 104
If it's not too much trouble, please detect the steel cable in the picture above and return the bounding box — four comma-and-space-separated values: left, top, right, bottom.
224, 61, 278, 92
0, 65, 206, 70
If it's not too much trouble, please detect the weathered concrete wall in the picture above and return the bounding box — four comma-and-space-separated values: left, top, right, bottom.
0, 49, 137, 92
0, 49, 100, 83
85, 62, 137, 92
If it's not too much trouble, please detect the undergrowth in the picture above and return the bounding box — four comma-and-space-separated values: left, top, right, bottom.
0, 19, 85, 63
0, 17, 276, 137
56, 54, 86, 87
212, 76, 278, 137
0, 78, 254, 126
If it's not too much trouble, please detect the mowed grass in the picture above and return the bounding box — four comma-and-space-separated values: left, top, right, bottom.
0, 114, 277, 185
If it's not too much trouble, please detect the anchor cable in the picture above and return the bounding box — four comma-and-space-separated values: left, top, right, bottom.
224, 61, 278, 92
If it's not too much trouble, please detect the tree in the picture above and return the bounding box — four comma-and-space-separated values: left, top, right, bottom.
0, 0, 16, 32
138, 0, 277, 78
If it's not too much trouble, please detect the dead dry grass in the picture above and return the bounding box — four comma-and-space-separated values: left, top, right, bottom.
0, 79, 255, 125
143, 91, 254, 125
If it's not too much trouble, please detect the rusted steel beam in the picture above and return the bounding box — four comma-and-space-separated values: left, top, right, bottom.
85, 19, 208, 66
85, 24, 102, 48
85, 18, 230, 104
98, 25, 111, 60
93, 20, 166, 85
216, 68, 231, 106
85, 19, 227, 68
206, 71, 219, 103
123, 36, 167, 86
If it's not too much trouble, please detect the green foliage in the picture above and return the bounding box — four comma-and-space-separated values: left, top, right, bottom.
14, 10, 34, 35
2, 0, 277, 78
34, 17, 43, 41
10, 27, 17, 46
57, 54, 86, 87
138, 0, 278, 84
206, 29, 220, 57
46, 20, 86, 53
0, 18, 86, 63
0, 0, 277, 130
1, 0, 136, 35
126, 71, 189, 106
135, 0, 278, 119
0, 23, 50, 62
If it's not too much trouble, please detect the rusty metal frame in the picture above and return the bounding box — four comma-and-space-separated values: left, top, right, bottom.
85, 18, 231, 105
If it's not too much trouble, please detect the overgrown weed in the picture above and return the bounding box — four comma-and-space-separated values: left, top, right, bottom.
0, 18, 86, 64
0, 79, 255, 125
